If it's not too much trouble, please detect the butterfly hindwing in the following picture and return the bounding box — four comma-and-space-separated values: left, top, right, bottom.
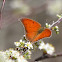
32, 28, 51, 42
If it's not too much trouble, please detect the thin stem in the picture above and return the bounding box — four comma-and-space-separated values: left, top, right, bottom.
35, 53, 62, 61
49, 17, 62, 29
1, 0, 6, 12
0, 0, 6, 28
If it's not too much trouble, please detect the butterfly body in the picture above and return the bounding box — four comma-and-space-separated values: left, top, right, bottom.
21, 18, 51, 43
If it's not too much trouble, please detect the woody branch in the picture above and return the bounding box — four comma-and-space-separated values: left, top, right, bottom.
35, 52, 62, 61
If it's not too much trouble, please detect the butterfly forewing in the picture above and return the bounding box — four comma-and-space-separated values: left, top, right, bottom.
21, 18, 41, 41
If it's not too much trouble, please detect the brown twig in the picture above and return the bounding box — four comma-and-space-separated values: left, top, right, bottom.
0, 0, 6, 28
1, 0, 6, 11
49, 17, 62, 29
35, 53, 62, 61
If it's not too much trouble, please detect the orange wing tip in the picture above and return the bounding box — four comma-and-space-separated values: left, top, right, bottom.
18, 17, 27, 22
20, 18, 25, 21
18, 17, 24, 22
21, 18, 32, 24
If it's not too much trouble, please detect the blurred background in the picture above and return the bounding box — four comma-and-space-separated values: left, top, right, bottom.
0, 0, 62, 62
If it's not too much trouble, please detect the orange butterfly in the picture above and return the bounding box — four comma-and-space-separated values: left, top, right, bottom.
21, 18, 51, 43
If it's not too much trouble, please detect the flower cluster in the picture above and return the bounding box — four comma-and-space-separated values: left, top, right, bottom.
0, 38, 33, 62
52, 26, 59, 34
45, 23, 51, 28
0, 36, 56, 62
14, 39, 33, 50
45, 22, 59, 34
0, 49, 28, 62
14, 39, 33, 59
39, 41, 55, 55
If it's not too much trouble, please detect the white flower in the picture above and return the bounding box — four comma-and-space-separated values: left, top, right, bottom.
14, 39, 25, 47
46, 23, 48, 26
14, 42, 20, 46
45, 43, 55, 55
0, 51, 15, 62
45, 23, 49, 28
39, 42, 55, 55
55, 26, 59, 29
53, 26, 59, 34
56, 29, 59, 31
27, 50, 32, 55
11, 51, 20, 58
5, 59, 15, 62
23, 35, 26, 37
0, 51, 5, 62
5, 49, 20, 58
19, 39, 23, 42
39, 41, 45, 50
20, 39, 25, 44
45, 23, 51, 28
0, 49, 28, 62
25, 42, 33, 49
17, 55, 28, 62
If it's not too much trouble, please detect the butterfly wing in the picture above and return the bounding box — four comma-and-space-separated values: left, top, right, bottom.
21, 18, 41, 41
32, 28, 51, 42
